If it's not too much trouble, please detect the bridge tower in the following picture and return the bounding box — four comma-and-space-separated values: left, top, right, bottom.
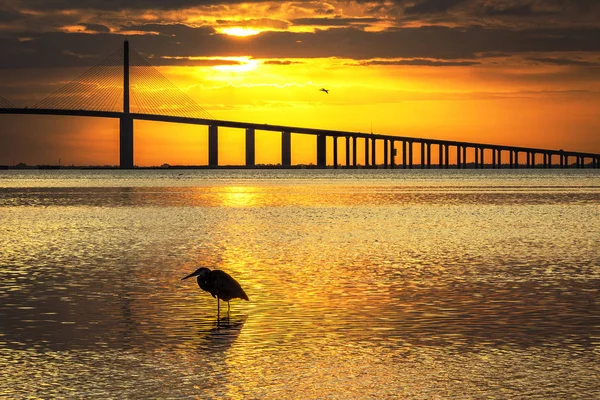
120, 40, 134, 169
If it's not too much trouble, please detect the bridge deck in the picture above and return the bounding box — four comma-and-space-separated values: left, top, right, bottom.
1, 107, 599, 162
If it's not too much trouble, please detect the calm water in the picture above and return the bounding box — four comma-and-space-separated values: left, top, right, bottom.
1, 169, 599, 399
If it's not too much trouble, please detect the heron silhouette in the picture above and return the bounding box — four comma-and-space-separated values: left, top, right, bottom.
320, 88, 329, 94
182, 267, 249, 317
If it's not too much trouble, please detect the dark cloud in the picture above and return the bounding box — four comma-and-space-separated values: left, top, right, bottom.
2, 25, 600, 69
474, 2, 559, 17
15, 0, 271, 11
82, 23, 110, 33
528, 57, 600, 66
263, 60, 303, 65
143, 57, 242, 66
290, 17, 383, 27
404, 0, 470, 15
357, 58, 480, 67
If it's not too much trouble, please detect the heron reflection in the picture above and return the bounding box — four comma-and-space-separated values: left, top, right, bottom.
182, 267, 249, 318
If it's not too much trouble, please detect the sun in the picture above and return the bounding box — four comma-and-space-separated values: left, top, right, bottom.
218, 27, 262, 37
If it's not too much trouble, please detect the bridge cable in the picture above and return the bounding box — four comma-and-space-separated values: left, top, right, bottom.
33, 47, 124, 111
0, 95, 16, 108
129, 48, 214, 119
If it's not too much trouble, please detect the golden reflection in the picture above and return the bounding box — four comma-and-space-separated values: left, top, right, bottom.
216, 186, 260, 207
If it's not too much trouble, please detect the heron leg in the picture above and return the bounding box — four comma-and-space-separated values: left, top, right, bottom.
217, 298, 220, 319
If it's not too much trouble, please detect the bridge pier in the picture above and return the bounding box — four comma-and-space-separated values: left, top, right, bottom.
474, 146, 479, 168
209, 125, 218, 167
317, 134, 326, 168
384, 139, 389, 168
391, 141, 396, 168
371, 137, 377, 168
333, 136, 338, 169
408, 141, 414, 169
352, 136, 357, 167
426, 143, 431, 169
402, 141, 407, 169
119, 116, 134, 169
246, 128, 255, 167
282, 131, 291, 167
346, 136, 351, 167
364, 137, 369, 167
119, 40, 133, 169
420, 142, 425, 169
480, 147, 485, 168
444, 144, 449, 169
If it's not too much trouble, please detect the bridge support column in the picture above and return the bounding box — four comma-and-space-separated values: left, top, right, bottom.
209, 125, 218, 167
426, 143, 431, 169
480, 148, 485, 168
509, 151, 514, 168
474, 146, 479, 169
408, 141, 413, 169
364, 137, 370, 167
119, 115, 134, 169
527, 152, 531, 168
317, 134, 327, 168
420, 142, 425, 169
438, 144, 443, 169
456, 146, 461, 169
462, 146, 467, 169
346, 136, 351, 167
444, 144, 449, 169
498, 149, 502, 168
403, 141, 407, 169
372, 137, 377, 168
391, 141, 396, 168
245, 128, 255, 167
282, 131, 291, 167
333, 136, 338, 169
384, 139, 389, 168
352, 137, 357, 167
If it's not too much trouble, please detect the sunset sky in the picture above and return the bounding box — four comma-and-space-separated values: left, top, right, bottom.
0, 0, 599, 166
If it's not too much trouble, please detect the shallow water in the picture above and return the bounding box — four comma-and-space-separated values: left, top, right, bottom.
1, 169, 600, 398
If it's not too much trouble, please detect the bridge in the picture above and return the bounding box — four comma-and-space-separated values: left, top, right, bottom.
1, 40, 599, 169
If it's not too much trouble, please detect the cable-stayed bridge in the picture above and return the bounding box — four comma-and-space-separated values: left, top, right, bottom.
1, 40, 599, 169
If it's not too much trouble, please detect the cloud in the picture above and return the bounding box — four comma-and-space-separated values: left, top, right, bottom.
527, 57, 600, 66
2, 24, 600, 69
290, 16, 383, 27
403, 0, 470, 15
82, 23, 110, 33
355, 58, 480, 67
263, 60, 304, 65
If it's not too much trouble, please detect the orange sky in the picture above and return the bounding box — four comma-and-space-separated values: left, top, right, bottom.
1, 0, 600, 166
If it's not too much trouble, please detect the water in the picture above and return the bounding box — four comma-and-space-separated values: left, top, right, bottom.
1, 169, 599, 399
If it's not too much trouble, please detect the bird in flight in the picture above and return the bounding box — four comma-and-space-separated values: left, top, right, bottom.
320, 88, 329, 94
182, 267, 249, 317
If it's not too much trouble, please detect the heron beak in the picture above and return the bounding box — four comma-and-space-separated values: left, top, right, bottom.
182, 271, 199, 280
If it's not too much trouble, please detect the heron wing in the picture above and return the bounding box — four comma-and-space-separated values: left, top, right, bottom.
211, 270, 249, 301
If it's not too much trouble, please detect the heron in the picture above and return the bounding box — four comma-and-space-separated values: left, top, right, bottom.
320, 88, 329, 94
182, 267, 249, 317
